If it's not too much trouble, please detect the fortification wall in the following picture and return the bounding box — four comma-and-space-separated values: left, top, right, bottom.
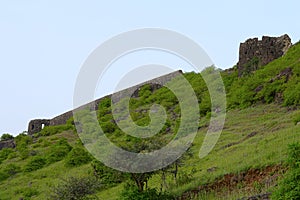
237, 34, 292, 77
27, 70, 182, 135
28, 119, 50, 136
49, 111, 73, 126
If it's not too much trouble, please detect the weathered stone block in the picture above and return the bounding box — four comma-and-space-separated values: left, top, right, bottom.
237, 34, 292, 77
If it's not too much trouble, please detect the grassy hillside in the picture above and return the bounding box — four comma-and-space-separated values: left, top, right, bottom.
0, 104, 299, 199
223, 41, 300, 108
0, 42, 300, 200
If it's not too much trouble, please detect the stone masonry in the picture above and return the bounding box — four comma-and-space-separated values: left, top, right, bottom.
28, 119, 50, 135
237, 34, 292, 77
27, 70, 183, 135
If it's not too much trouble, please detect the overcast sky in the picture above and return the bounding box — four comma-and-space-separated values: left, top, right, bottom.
1, 0, 300, 135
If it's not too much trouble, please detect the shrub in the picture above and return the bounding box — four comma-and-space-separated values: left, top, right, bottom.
0, 148, 14, 163
293, 115, 300, 125
24, 156, 46, 172
119, 184, 173, 200
65, 147, 92, 167
91, 160, 128, 186
242, 56, 260, 76
287, 142, 300, 169
0, 133, 14, 141
14, 134, 32, 160
176, 171, 194, 186
272, 168, 300, 200
18, 147, 30, 160
283, 81, 300, 106
0, 164, 21, 182
0, 171, 9, 182
16, 187, 39, 199
3, 163, 21, 176
272, 143, 300, 199
46, 139, 72, 164
15, 133, 32, 146
100, 121, 116, 133
7, 151, 17, 159
23, 188, 39, 199
49, 176, 101, 200
39, 124, 73, 136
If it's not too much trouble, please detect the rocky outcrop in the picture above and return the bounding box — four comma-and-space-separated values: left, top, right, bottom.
269, 67, 293, 83
0, 139, 16, 150
237, 34, 292, 77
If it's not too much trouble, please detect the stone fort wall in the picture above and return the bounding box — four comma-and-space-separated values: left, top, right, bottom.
237, 34, 292, 77
28, 70, 183, 135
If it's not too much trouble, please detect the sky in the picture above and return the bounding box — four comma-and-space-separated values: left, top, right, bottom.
1, 0, 300, 136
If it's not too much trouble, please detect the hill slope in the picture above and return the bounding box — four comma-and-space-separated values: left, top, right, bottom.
0, 42, 300, 200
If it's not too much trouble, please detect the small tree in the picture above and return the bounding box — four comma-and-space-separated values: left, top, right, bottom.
119, 184, 173, 200
50, 176, 101, 200
91, 160, 128, 186
130, 172, 154, 192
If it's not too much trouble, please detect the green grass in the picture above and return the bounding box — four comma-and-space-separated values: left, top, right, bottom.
95, 104, 300, 199
1, 42, 300, 199
0, 105, 299, 199
1, 102, 300, 199
0, 107, 300, 199
224, 42, 300, 109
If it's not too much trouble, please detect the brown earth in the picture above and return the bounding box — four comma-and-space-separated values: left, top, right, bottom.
178, 165, 286, 200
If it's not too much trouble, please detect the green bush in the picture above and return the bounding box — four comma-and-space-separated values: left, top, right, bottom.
0, 133, 14, 141
0, 171, 9, 182
18, 147, 30, 160
100, 121, 116, 133
272, 143, 300, 199
46, 139, 72, 164
293, 115, 300, 125
287, 142, 300, 169
272, 168, 300, 200
257, 80, 284, 103
3, 163, 21, 176
14, 134, 33, 160
16, 187, 39, 200
91, 160, 128, 186
241, 56, 260, 77
0, 164, 21, 181
24, 156, 46, 172
49, 176, 101, 200
39, 124, 74, 136
15, 133, 32, 146
284, 81, 300, 106
7, 151, 17, 159
65, 147, 92, 167
0, 148, 14, 163
119, 185, 173, 200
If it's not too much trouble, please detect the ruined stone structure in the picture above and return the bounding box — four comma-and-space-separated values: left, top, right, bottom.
27, 70, 183, 135
28, 119, 50, 135
237, 34, 292, 77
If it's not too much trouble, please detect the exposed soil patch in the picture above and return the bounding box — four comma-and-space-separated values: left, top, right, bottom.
178, 165, 286, 200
